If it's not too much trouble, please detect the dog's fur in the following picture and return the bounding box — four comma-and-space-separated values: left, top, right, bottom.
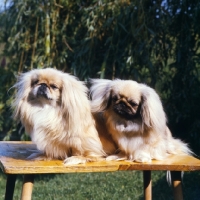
90, 79, 192, 162
12, 68, 106, 165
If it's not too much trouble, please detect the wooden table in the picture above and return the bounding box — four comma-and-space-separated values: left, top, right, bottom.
1, 141, 200, 200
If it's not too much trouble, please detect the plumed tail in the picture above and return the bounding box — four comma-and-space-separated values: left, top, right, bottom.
167, 137, 193, 156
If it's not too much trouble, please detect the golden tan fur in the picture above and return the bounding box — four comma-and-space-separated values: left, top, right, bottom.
90, 79, 192, 162
12, 68, 106, 165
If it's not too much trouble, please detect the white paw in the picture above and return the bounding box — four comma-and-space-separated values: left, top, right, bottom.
134, 152, 152, 163
106, 154, 127, 161
106, 155, 120, 161
64, 156, 87, 165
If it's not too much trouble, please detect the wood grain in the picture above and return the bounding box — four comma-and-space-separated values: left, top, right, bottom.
1, 141, 200, 174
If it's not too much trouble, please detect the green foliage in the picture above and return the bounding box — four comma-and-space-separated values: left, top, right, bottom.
0, 0, 200, 154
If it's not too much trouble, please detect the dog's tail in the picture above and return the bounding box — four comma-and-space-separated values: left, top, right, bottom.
166, 127, 193, 156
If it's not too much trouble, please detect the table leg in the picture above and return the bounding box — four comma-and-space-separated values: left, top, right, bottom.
170, 171, 183, 200
143, 170, 152, 200
20, 174, 35, 200
5, 174, 17, 200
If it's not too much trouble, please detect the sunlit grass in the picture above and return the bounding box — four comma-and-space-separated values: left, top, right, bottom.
1, 170, 200, 200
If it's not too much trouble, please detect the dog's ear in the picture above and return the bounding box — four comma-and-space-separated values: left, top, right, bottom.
90, 79, 112, 112
12, 71, 35, 119
140, 84, 166, 133
61, 74, 90, 128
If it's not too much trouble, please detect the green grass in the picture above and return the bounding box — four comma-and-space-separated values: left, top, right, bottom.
1, 171, 200, 200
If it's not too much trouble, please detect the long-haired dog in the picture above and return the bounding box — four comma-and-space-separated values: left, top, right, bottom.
90, 79, 192, 162
12, 68, 105, 165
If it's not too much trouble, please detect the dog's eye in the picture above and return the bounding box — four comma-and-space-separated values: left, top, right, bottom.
112, 96, 118, 102
32, 80, 39, 85
129, 101, 138, 107
50, 84, 58, 90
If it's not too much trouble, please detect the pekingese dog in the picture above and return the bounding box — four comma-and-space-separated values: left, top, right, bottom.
12, 68, 106, 165
90, 79, 192, 162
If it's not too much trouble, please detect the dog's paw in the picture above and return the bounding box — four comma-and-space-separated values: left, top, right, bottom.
134, 156, 151, 163
106, 155, 119, 161
106, 153, 127, 161
134, 152, 152, 163
64, 156, 88, 165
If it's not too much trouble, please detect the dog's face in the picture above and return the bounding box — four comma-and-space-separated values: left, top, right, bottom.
90, 79, 167, 134
108, 81, 142, 120
28, 71, 62, 106
13, 68, 97, 132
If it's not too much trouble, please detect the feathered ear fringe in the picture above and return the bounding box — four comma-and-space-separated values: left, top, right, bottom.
89, 79, 112, 112
61, 73, 92, 130
140, 84, 167, 133
11, 71, 35, 120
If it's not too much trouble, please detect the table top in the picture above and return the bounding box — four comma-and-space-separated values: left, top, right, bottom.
0, 141, 200, 174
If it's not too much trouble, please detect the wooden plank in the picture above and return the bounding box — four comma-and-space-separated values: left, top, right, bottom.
1, 141, 200, 174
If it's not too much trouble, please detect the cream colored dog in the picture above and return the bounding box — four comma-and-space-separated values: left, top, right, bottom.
12, 68, 106, 165
90, 79, 192, 162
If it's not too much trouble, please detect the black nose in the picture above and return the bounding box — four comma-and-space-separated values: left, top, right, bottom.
119, 101, 126, 108
40, 83, 47, 89
37, 84, 47, 96
113, 101, 136, 120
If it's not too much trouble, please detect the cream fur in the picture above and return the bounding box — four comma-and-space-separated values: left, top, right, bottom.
12, 68, 105, 165
90, 79, 192, 163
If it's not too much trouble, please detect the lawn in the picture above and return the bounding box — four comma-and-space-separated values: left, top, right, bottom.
0, 170, 200, 200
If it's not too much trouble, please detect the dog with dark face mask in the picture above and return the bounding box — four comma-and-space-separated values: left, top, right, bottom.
90, 79, 192, 162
